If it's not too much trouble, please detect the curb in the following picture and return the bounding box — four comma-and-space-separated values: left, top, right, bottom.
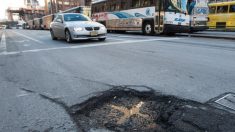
177, 33, 235, 40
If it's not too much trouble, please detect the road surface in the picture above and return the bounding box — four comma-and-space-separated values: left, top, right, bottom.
0, 29, 235, 131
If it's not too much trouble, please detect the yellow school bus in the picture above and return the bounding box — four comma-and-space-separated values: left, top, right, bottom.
208, 1, 235, 30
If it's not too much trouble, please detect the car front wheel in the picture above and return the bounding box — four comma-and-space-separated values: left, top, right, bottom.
50, 29, 57, 40
65, 30, 73, 43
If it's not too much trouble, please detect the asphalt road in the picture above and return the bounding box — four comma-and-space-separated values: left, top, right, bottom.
0, 29, 235, 131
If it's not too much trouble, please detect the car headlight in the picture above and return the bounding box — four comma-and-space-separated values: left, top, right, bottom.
100, 26, 106, 30
74, 27, 83, 32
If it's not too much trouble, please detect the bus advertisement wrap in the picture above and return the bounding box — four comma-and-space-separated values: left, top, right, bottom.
93, 7, 155, 21
164, 12, 190, 26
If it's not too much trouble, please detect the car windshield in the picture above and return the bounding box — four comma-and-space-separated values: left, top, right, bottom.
64, 14, 90, 22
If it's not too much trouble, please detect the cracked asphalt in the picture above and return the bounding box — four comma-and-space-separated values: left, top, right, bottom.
0, 29, 235, 131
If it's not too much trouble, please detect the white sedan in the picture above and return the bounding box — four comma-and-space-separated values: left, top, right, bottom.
50, 13, 107, 43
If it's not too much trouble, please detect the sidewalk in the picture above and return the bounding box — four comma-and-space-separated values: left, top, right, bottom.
178, 31, 235, 40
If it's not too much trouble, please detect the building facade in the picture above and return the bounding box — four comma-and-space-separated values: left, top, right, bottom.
44, 0, 91, 15
24, 0, 40, 8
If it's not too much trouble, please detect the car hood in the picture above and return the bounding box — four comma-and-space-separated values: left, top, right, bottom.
65, 21, 104, 27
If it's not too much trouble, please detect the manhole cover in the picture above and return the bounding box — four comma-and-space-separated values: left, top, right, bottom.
70, 88, 235, 132
208, 93, 235, 113
215, 93, 235, 110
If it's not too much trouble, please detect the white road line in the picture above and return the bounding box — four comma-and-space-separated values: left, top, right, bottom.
0, 32, 7, 53
10, 30, 44, 44
0, 37, 181, 56
108, 34, 158, 39
107, 37, 129, 41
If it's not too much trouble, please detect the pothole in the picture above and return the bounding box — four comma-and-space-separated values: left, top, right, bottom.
70, 88, 235, 132
72, 90, 163, 131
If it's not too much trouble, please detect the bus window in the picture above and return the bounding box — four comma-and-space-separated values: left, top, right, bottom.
209, 6, 216, 14
230, 5, 235, 13
217, 6, 228, 13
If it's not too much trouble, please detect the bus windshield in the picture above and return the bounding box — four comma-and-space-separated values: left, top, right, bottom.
188, 0, 208, 15
166, 0, 188, 13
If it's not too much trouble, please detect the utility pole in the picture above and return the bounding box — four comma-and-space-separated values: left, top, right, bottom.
50, 0, 53, 14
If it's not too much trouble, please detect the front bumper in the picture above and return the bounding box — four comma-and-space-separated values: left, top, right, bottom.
190, 26, 208, 32
70, 30, 107, 40
164, 24, 190, 33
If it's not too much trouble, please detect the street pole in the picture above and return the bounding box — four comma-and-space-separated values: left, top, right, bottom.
50, 0, 53, 14
188, 0, 191, 38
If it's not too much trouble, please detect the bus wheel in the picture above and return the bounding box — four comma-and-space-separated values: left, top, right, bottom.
143, 22, 154, 35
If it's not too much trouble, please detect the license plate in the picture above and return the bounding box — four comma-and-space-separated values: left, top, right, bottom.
90, 31, 98, 36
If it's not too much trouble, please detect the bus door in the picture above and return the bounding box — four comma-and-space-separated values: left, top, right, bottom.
155, 0, 164, 33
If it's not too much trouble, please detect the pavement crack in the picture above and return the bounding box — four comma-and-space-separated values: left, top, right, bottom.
46, 70, 114, 87
20, 88, 35, 93
17, 88, 81, 132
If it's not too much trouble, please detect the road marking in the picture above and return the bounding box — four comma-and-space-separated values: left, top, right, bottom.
0, 37, 181, 56
108, 34, 158, 39
9, 40, 30, 43
107, 37, 129, 41
10, 30, 44, 44
0, 32, 7, 53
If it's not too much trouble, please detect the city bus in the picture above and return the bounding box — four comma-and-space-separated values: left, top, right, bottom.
208, 1, 235, 30
188, 0, 209, 32
33, 18, 43, 30
92, 0, 190, 35
62, 6, 91, 17
42, 14, 55, 30
27, 20, 34, 29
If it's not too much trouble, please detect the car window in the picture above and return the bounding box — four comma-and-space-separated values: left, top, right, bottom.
55, 15, 63, 22
64, 14, 90, 22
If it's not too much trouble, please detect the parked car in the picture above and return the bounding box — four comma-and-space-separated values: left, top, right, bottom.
50, 13, 107, 43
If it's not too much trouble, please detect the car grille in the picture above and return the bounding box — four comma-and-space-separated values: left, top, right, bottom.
94, 27, 100, 30
85, 27, 100, 31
